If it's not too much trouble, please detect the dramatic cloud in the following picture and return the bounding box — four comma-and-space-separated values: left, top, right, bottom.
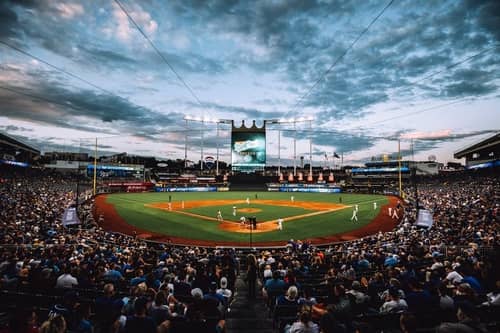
0, 0, 498, 162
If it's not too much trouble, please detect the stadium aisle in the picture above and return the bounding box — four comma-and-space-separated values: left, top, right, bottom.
225, 273, 274, 333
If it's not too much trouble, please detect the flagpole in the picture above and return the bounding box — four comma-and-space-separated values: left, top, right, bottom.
278, 129, 281, 176
398, 139, 402, 197
309, 120, 312, 177
93, 137, 97, 196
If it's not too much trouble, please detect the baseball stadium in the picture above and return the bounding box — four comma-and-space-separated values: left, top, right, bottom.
1, 1, 499, 333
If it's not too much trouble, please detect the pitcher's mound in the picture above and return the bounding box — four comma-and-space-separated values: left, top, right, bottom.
238, 208, 262, 213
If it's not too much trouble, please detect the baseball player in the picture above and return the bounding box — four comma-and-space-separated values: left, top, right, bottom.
277, 218, 283, 231
373, 202, 377, 210
355, 204, 359, 212
232, 206, 237, 216
246, 197, 250, 205
291, 195, 295, 203
216, 210, 223, 222
351, 207, 358, 222
392, 208, 399, 219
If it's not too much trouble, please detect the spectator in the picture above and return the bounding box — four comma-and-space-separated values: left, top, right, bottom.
246, 254, 258, 299
150, 290, 170, 327
124, 297, 156, 333
94, 283, 124, 332
298, 287, 317, 307
39, 315, 66, 333
264, 270, 286, 298
399, 313, 417, 333
277, 286, 299, 306
285, 307, 319, 333
436, 301, 488, 333
405, 279, 433, 313
74, 302, 93, 333
379, 287, 408, 313
55, 266, 78, 289
216, 277, 232, 300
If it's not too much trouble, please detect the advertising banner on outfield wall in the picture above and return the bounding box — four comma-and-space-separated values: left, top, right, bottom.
155, 186, 218, 192
278, 187, 342, 193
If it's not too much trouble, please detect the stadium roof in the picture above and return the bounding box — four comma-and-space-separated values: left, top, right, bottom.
454, 132, 500, 159
0, 132, 40, 155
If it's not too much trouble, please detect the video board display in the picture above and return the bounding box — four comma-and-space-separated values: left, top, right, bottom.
231, 123, 266, 172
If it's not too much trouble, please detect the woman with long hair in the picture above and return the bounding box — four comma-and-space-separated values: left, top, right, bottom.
246, 253, 258, 299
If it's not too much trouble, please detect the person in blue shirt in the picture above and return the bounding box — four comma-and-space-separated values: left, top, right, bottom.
130, 268, 146, 286
124, 297, 156, 333
204, 281, 225, 307
264, 270, 286, 298
104, 264, 124, 283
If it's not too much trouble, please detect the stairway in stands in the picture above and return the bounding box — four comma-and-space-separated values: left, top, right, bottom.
225, 272, 274, 333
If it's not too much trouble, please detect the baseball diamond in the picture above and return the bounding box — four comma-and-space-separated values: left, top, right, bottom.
94, 191, 398, 247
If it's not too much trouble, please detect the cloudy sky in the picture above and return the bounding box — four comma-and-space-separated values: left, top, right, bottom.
0, 0, 499, 165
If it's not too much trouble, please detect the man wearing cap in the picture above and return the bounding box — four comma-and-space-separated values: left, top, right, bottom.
217, 277, 233, 300
204, 281, 226, 308
347, 281, 369, 305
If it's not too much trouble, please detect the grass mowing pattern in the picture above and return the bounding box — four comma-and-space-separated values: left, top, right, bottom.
106, 192, 388, 242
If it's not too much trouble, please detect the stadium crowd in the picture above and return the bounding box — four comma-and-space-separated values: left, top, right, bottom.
0, 165, 498, 333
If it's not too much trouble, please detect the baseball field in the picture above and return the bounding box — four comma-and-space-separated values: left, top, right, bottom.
94, 192, 399, 247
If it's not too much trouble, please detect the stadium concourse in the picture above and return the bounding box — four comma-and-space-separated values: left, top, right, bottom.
0, 164, 499, 333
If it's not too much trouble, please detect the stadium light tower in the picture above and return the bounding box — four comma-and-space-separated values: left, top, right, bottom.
265, 116, 313, 176
184, 116, 232, 174
216, 119, 232, 175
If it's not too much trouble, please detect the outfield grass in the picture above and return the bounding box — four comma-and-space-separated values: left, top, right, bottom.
105, 192, 388, 243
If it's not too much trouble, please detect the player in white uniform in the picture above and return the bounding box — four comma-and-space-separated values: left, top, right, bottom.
355, 204, 359, 211
232, 206, 237, 216
373, 202, 377, 210
351, 208, 358, 222
216, 210, 223, 221
277, 218, 283, 230
291, 195, 295, 203
246, 197, 250, 205
240, 216, 246, 227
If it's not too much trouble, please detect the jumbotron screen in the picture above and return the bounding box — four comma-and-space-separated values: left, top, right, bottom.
231, 131, 266, 171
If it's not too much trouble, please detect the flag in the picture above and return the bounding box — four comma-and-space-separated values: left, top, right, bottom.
333, 152, 340, 159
